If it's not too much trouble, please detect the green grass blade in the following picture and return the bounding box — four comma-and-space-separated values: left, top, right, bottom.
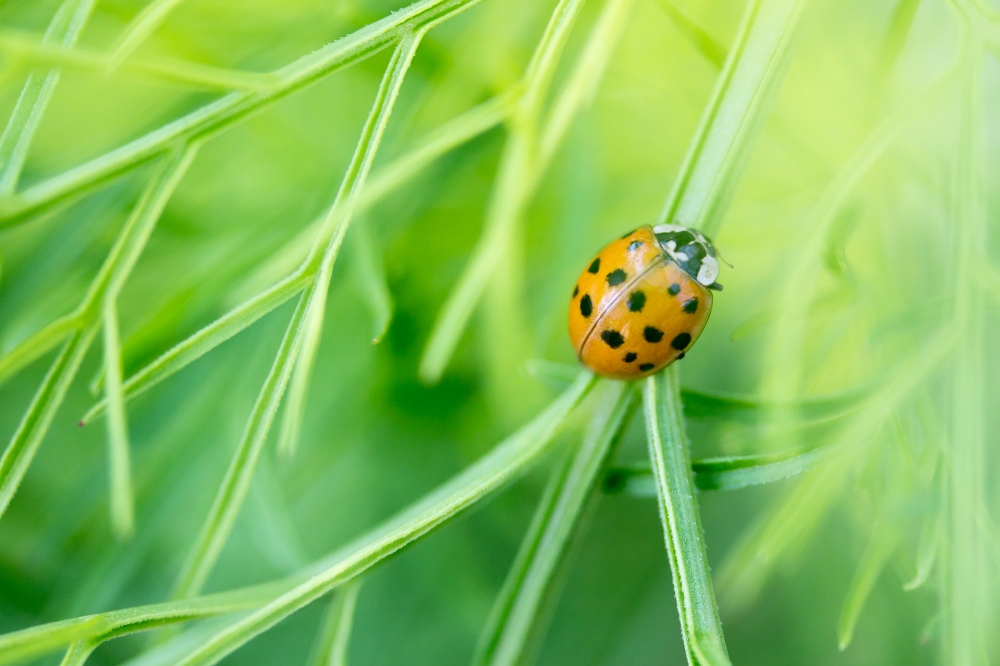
102, 301, 135, 540
0, 0, 95, 195
473, 380, 635, 666
350, 221, 394, 345
658, 0, 806, 235
0, 312, 81, 387
169, 372, 595, 666
643, 369, 730, 666
58, 641, 97, 666
653, 0, 727, 68
870, 0, 922, 91
0, 581, 291, 665
172, 33, 423, 599
903, 513, 940, 591
105, 0, 188, 73
80, 270, 311, 424
307, 581, 362, 666
0, 325, 96, 520
605, 444, 840, 496
0, 28, 281, 91
418, 0, 593, 384
0, 0, 485, 229
836, 528, 900, 650
535, 0, 635, 173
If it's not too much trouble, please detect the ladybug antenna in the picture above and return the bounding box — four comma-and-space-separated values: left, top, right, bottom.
716, 249, 734, 269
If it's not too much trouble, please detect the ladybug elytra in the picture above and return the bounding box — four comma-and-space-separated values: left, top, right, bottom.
568, 224, 722, 379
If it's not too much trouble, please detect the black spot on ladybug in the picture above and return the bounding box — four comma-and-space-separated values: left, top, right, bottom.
627, 240, 644, 252
606, 269, 627, 286
572, 285, 579, 297
588, 258, 601, 274
579, 294, 593, 318
601, 330, 625, 348
677, 352, 686, 360
671, 332, 691, 350
624, 352, 637, 363
639, 363, 655, 371
668, 283, 681, 296
682, 297, 698, 314
620, 229, 637, 239
627, 291, 646, 312
643, 326, 664, 343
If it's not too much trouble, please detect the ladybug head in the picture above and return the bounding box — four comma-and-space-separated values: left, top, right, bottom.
653, 224, 721, 288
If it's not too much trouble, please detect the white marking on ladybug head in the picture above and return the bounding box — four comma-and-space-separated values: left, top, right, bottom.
652, 224, 721, 286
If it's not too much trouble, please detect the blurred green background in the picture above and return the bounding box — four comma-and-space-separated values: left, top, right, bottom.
0, 0, 996, 663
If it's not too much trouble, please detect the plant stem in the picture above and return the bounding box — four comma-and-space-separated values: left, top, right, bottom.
644, 369, 729, 666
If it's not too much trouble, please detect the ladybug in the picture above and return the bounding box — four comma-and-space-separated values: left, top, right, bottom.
568, 224, 722, 379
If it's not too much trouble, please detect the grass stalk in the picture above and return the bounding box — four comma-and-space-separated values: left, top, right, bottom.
0, 144, 196, 522
171, 32, 425, 600
472, 380, 635, 666
105, 0, 188, 73
644, 368, 730, 666
101, 301, 135, 540
0, 0, 484, 229
0, 0, 95, 195
307, 581, 362, 666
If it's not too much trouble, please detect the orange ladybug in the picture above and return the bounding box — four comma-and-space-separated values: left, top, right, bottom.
568, 225, 722, 379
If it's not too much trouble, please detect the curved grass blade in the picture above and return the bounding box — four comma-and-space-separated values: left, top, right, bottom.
0, 28, 280, 91
58, 641, 97, 666
644, 369, 730, 666
0, 311, 81, 387
0, 0, 95, 195
350, 220, 394, 345
903, 513, 939, 591
80, 270, 311, 424
836, 527, 900, 650
172, 33, 424, 600
605, 443, 840, 496
0, 580, 291, 665
161, 372, 596, 666
0, 373, 594, 665
0, 326, 96, 518
419, 0, 618, 384
472, 380, 635, 666
308, 581, 362, 666
102, 301, 135, 540
0, 0, 485, 229
658, 0, 806, 236
105, 0, 188, 73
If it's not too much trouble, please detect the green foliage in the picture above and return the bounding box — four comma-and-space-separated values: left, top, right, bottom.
0, 0, 997, 664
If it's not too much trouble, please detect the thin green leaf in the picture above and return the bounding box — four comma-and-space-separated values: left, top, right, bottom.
0, 0, 95, 195
102, 301, 135, 540
105, 0, 189, 73
653, 0, 727, 68
350, 220, 394, 345
308, 581, 362, 666
419, 0, 613, 383
903, 513, 940, 591
836, 527, 900, 650
605, 444, 840, 495
0, 581, 290, 665
80, 270, 311, 424
163, 372, 595, 666
870, 0, 922, 91
0, 0, 485, 229
473, 380, 635, 666
658, 0, 807, 236
644, 369, 730, 666
58, 641, 97, 666
172, 33, 424, 599
0, 27, 280, 91
0, 311, 81, 387
0, 145, 197, 521
0, 326, 96, 518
